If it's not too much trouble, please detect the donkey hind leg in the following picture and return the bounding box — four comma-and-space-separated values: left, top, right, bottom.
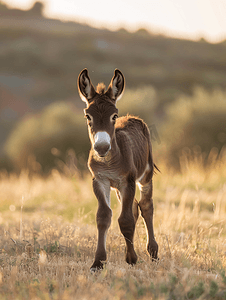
118, 176, 138, 265
91, 179, 112, 271
138, 179, 158, 260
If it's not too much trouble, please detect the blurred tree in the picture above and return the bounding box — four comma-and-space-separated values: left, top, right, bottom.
160, 87, 226, 169
5, 102, 90, 174
0, 1, 8, 11
135, 28, 151, 37
27, 1, 44, 17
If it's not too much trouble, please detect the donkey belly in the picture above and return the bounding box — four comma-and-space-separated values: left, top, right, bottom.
137, 163, 150, 182
116, 120, 150, 181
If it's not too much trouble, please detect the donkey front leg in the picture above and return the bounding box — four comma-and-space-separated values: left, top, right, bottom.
91, 178, 112, 271
118, 175, 138, 265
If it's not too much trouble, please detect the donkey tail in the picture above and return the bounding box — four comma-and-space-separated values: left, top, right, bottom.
154, 163, 160, 174
142, 121, 160, 175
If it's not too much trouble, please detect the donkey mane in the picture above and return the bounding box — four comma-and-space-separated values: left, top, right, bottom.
116, 114, 146, 130
96, 82, 106, 94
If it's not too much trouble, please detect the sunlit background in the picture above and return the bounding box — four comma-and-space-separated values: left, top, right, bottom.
4, 0, 226, 42
1, 3, 226, 297
0, 0, 226, 174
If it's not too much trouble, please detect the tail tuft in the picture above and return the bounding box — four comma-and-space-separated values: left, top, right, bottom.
154, 164, 160, 174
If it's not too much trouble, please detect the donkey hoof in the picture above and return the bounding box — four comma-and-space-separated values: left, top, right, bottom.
147, 240, 158, 260
126, 251, 138, 265
90, 260, 104, 272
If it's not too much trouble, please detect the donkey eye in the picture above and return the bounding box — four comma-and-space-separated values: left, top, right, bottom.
112, 114, 118, 121
85, 114, 91, 121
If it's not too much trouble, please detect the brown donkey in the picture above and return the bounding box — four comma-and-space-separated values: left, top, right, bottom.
78, 69, 158, 271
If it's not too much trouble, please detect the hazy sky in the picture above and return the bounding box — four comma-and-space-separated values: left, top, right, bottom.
5, 0, 226, 43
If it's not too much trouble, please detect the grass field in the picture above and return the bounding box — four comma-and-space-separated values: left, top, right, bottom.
0, 150, 226, 299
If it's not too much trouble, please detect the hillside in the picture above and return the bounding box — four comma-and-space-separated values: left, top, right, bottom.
1, 2, 226, 110
0, 1, 226, 171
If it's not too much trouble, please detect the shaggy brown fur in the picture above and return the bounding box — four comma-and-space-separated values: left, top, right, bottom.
78, 69, 158, 271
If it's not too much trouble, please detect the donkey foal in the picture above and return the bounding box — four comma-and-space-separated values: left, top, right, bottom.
78, 69, 158, 271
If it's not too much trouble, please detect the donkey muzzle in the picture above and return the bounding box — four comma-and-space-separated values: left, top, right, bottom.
94, 132, 111, 157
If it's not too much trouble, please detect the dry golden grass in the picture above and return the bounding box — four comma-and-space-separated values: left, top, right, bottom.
0, 151, 226, 299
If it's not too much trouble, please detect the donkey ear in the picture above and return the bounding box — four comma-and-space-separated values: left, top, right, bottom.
106, 69, 125, 102
77, 69, 96, 104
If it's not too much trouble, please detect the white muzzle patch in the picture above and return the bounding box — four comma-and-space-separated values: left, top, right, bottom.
94, 131, 111, 156
94, 131, 111, 146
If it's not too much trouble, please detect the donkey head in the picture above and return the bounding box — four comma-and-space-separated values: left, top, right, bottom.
78, 69, 125, 157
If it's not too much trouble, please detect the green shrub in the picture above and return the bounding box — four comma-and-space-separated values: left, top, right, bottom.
160, 87, 226, 169
187, 281, 205, 299
5, 102, 89, 173
5, 87, 226, 174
